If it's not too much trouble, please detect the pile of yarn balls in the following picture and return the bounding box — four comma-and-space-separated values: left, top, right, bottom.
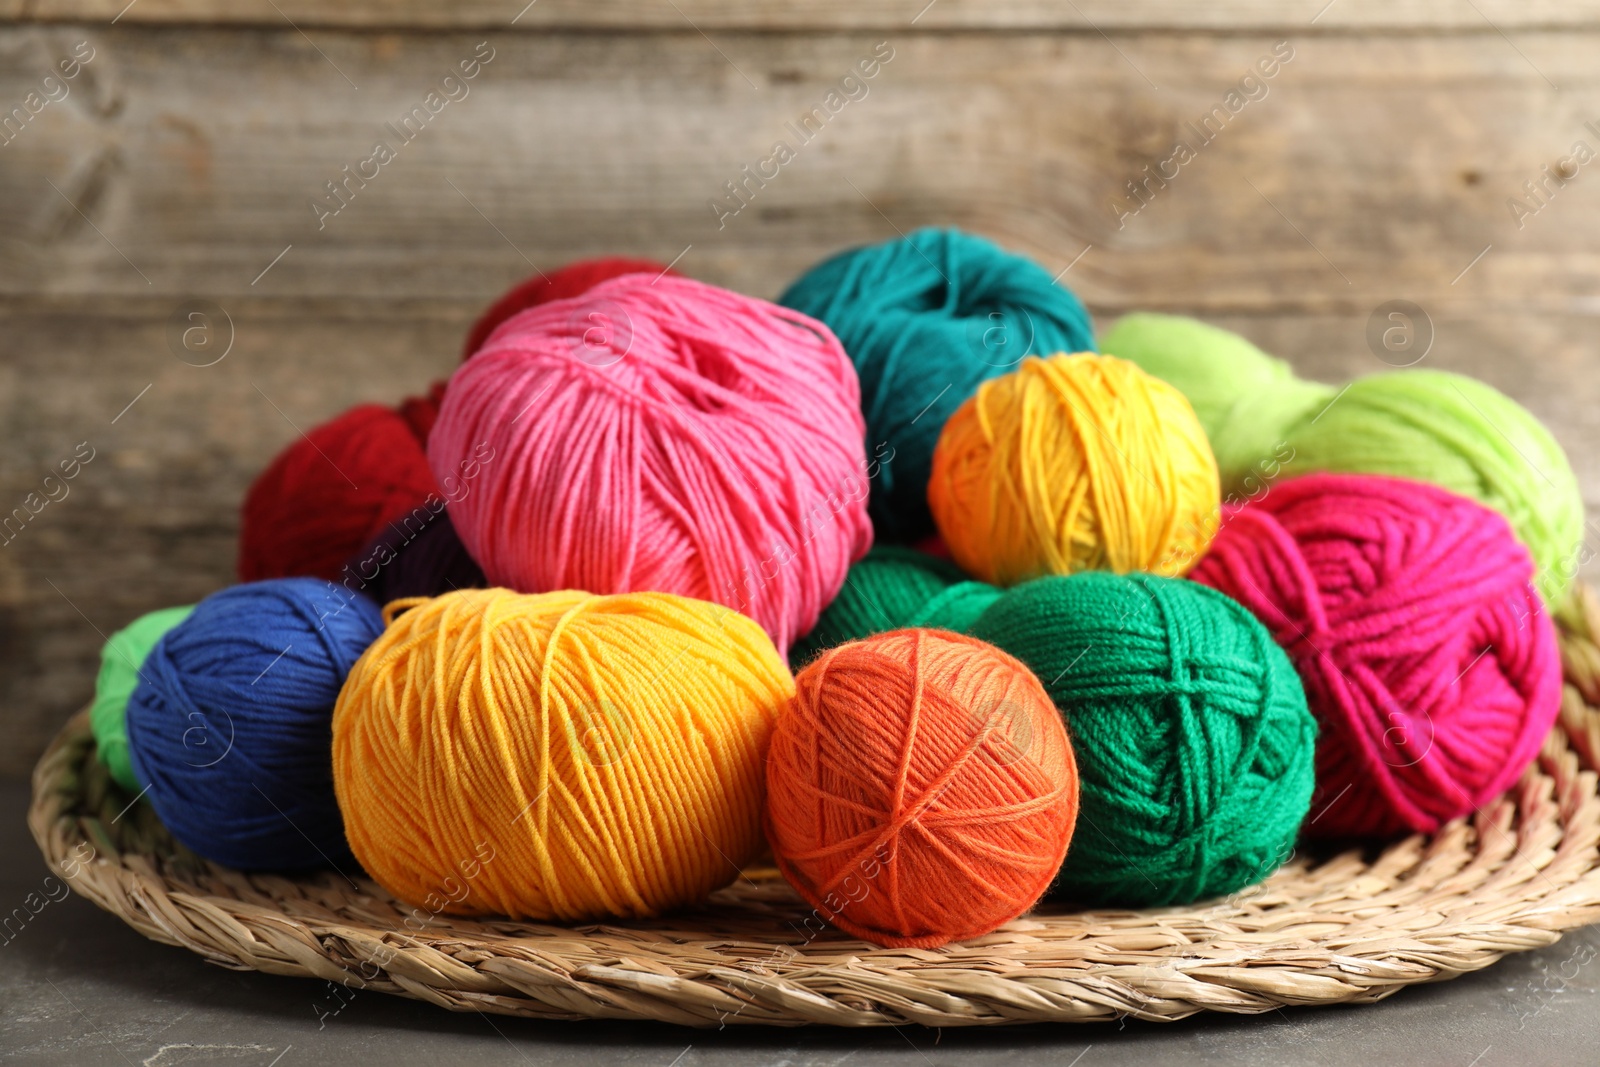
87, 229, 1577, 950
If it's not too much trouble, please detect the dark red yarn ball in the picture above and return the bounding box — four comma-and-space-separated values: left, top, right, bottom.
395, 382, 445, 441
460, 257, 674, 360
238, 384, 445, 583
341, 507, 485, 606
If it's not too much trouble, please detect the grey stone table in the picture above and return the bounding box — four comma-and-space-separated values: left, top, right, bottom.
4, 779, 1598, 1067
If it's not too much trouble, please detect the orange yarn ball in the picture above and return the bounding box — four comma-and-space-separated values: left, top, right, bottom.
765, 628, 1077, 948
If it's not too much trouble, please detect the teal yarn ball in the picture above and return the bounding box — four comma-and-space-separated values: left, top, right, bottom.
969, 572, 1317, 907
780, 228, 1095, 541
1100, 313, 1583, 603
790, 546, 1000, 665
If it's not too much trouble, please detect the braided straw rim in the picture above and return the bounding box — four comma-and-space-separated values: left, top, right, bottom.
30, 585, 1600, 1027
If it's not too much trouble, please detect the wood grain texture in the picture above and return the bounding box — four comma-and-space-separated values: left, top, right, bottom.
8, 0, 1600, 31
1, 21, 1598, 775
0, 28, 1598, 313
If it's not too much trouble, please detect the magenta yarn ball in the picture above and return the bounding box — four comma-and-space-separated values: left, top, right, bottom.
428, 273, 873, 651
1189, 472, 1562, 838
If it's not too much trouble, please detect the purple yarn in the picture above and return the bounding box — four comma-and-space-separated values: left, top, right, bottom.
341, 507, 486, 606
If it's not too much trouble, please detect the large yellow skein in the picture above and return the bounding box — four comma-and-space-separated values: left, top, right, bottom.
331, 588, 794, 922
928, 353, 1219, 585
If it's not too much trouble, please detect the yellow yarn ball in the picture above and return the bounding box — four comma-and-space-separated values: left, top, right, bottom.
928, 353, 1220, 585
331, 588, 794, 922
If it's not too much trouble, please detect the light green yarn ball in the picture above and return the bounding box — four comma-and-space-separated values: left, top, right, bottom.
1101, 312, 1583, 603
1292, 370, 1582, 602
90, 604, 194, 791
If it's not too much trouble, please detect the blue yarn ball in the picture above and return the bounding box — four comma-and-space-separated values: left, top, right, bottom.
126, 578, 384, 870
779, 227, 1095, 541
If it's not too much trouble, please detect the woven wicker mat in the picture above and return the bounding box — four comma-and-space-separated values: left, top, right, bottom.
29, 586, 1600, 1027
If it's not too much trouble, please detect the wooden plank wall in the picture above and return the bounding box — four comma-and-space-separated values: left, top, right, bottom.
2, 7, 1599, 774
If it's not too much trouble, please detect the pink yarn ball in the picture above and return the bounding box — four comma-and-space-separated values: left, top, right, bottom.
428, 273, 873, 651
1190, 472, 1562, 838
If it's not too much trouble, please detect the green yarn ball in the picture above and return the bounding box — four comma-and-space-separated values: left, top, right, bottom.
1100, 313, 1583, 603
780, 227, 1096, 542
90, 604, 194, 792
789, 546, 1001, 665
969, 572, 1316, 907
